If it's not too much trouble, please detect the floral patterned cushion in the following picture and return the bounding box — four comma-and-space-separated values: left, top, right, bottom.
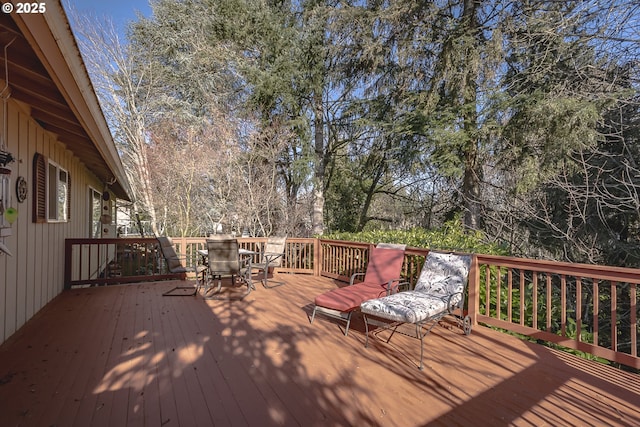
360, 291, 455, 323
414, 252, 471, 295
360, 252, 471, 324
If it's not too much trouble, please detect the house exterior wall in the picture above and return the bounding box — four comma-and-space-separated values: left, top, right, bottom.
0, 98, 105, 344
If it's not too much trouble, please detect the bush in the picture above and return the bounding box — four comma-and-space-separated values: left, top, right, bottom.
323, 216, 508, 256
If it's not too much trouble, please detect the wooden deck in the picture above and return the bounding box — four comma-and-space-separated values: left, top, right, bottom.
0, 275, 638, 426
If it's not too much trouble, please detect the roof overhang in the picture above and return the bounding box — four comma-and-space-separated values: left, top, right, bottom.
0, 0, 132, 200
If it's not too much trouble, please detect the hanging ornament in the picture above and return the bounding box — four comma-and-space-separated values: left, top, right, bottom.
16, 176, 27, 203
4, 207, 17, 224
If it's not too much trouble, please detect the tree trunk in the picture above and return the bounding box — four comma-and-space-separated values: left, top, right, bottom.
132, 135, 160, 236
461, 0, 482, 231
312, 92, 325, 235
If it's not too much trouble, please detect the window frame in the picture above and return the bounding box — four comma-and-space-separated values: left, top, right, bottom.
89, 186, 102, 238
47, 160, 69, 223
33, 153, 71, 224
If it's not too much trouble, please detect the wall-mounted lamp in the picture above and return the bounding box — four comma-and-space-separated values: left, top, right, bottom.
0, 150, 14, 166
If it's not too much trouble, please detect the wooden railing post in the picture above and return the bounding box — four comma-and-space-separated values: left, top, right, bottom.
64, 239, 72, 290
467, 254, 480, 326
314, 237, 321, 277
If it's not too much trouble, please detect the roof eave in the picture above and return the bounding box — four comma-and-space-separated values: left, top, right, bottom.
8, 0, 132, 200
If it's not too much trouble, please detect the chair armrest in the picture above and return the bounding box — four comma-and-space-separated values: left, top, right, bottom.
446, 291, 464, 313
239, 254, 253, 267
387, 279, 410, 295
349, 272, 365, 286
263, 252, 284, 262
258, 252, 284, 271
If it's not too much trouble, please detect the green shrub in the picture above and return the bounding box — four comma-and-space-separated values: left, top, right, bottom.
323, 216, 508, 256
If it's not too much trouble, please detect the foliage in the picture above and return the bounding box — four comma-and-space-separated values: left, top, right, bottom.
324, 215, 508, 256
73, 0, 640, 265
509, 64, 640, 266
484, 1, 640, 267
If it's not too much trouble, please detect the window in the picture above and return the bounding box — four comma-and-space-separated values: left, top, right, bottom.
90, 188, 102, 238
32, 153, 70, 223
47, 162, 68, 221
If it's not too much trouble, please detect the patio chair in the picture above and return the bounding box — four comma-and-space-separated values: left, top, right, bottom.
204, 238, 252, 300
360, 251, 472, 370
310, 243, 406, 336
158, 236, 206, 296
252, 236, 287, 288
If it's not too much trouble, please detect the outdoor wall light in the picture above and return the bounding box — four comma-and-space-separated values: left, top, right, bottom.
0, 149, 14, 167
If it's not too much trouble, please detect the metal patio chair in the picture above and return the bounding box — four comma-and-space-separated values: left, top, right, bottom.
158, 236, 206, 296
203, 238, 252, 300
252, 236, 287, 288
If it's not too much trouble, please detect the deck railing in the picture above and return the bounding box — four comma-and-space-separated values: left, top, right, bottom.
64, 237, 639, 369
64, 238, 183, 286
472, 254, 639, 369
64, 237, 318, 288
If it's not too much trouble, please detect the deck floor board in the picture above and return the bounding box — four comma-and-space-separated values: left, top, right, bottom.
0, 275, 638, 426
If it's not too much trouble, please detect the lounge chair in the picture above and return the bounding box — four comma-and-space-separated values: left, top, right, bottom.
203, 238, 252, 300
360, 251, 472, 370
252, 236, 287, 288
158, 236, 206, 296
310, 243, 406, 336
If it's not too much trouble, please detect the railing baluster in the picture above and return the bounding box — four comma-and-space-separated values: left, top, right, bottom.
576, 278, 582, 343
496, 266, 502, 321
507, 268, 513, 323
79, 243, 84, 282
520, 270, 525, 326
546, 273, 552, 331
631, 284, 637, 358
532, 271, 538, 330
561, 275, 567, 337
593, 279, 599, 347
611, 281, 618, 352
485, 264, 491, 317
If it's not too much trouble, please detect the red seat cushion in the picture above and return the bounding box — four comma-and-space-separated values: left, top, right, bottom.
314, 282, 389, 312
314, 247, 405, 312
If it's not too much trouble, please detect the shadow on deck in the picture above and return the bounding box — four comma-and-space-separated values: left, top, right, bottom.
0, 274, 638, 426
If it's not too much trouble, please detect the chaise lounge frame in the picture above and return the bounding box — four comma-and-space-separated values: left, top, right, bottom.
360, 251, 472, 370
310, 243, 406, 336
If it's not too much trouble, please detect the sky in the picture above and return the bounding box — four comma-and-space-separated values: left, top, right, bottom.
64, 0, 152, 31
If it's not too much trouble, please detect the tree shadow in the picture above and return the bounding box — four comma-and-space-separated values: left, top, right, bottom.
88, 277, 386, 425
350, 313, 640, 426
1, 277, 638, 426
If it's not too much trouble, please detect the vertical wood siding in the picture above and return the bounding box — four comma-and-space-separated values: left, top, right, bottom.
0, 99, 103, 344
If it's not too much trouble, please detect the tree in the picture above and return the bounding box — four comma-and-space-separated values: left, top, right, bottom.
72, 0, 640, 268
70, 9, 161, 235
490, 1, 640, 265
127, 0, 316, 236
